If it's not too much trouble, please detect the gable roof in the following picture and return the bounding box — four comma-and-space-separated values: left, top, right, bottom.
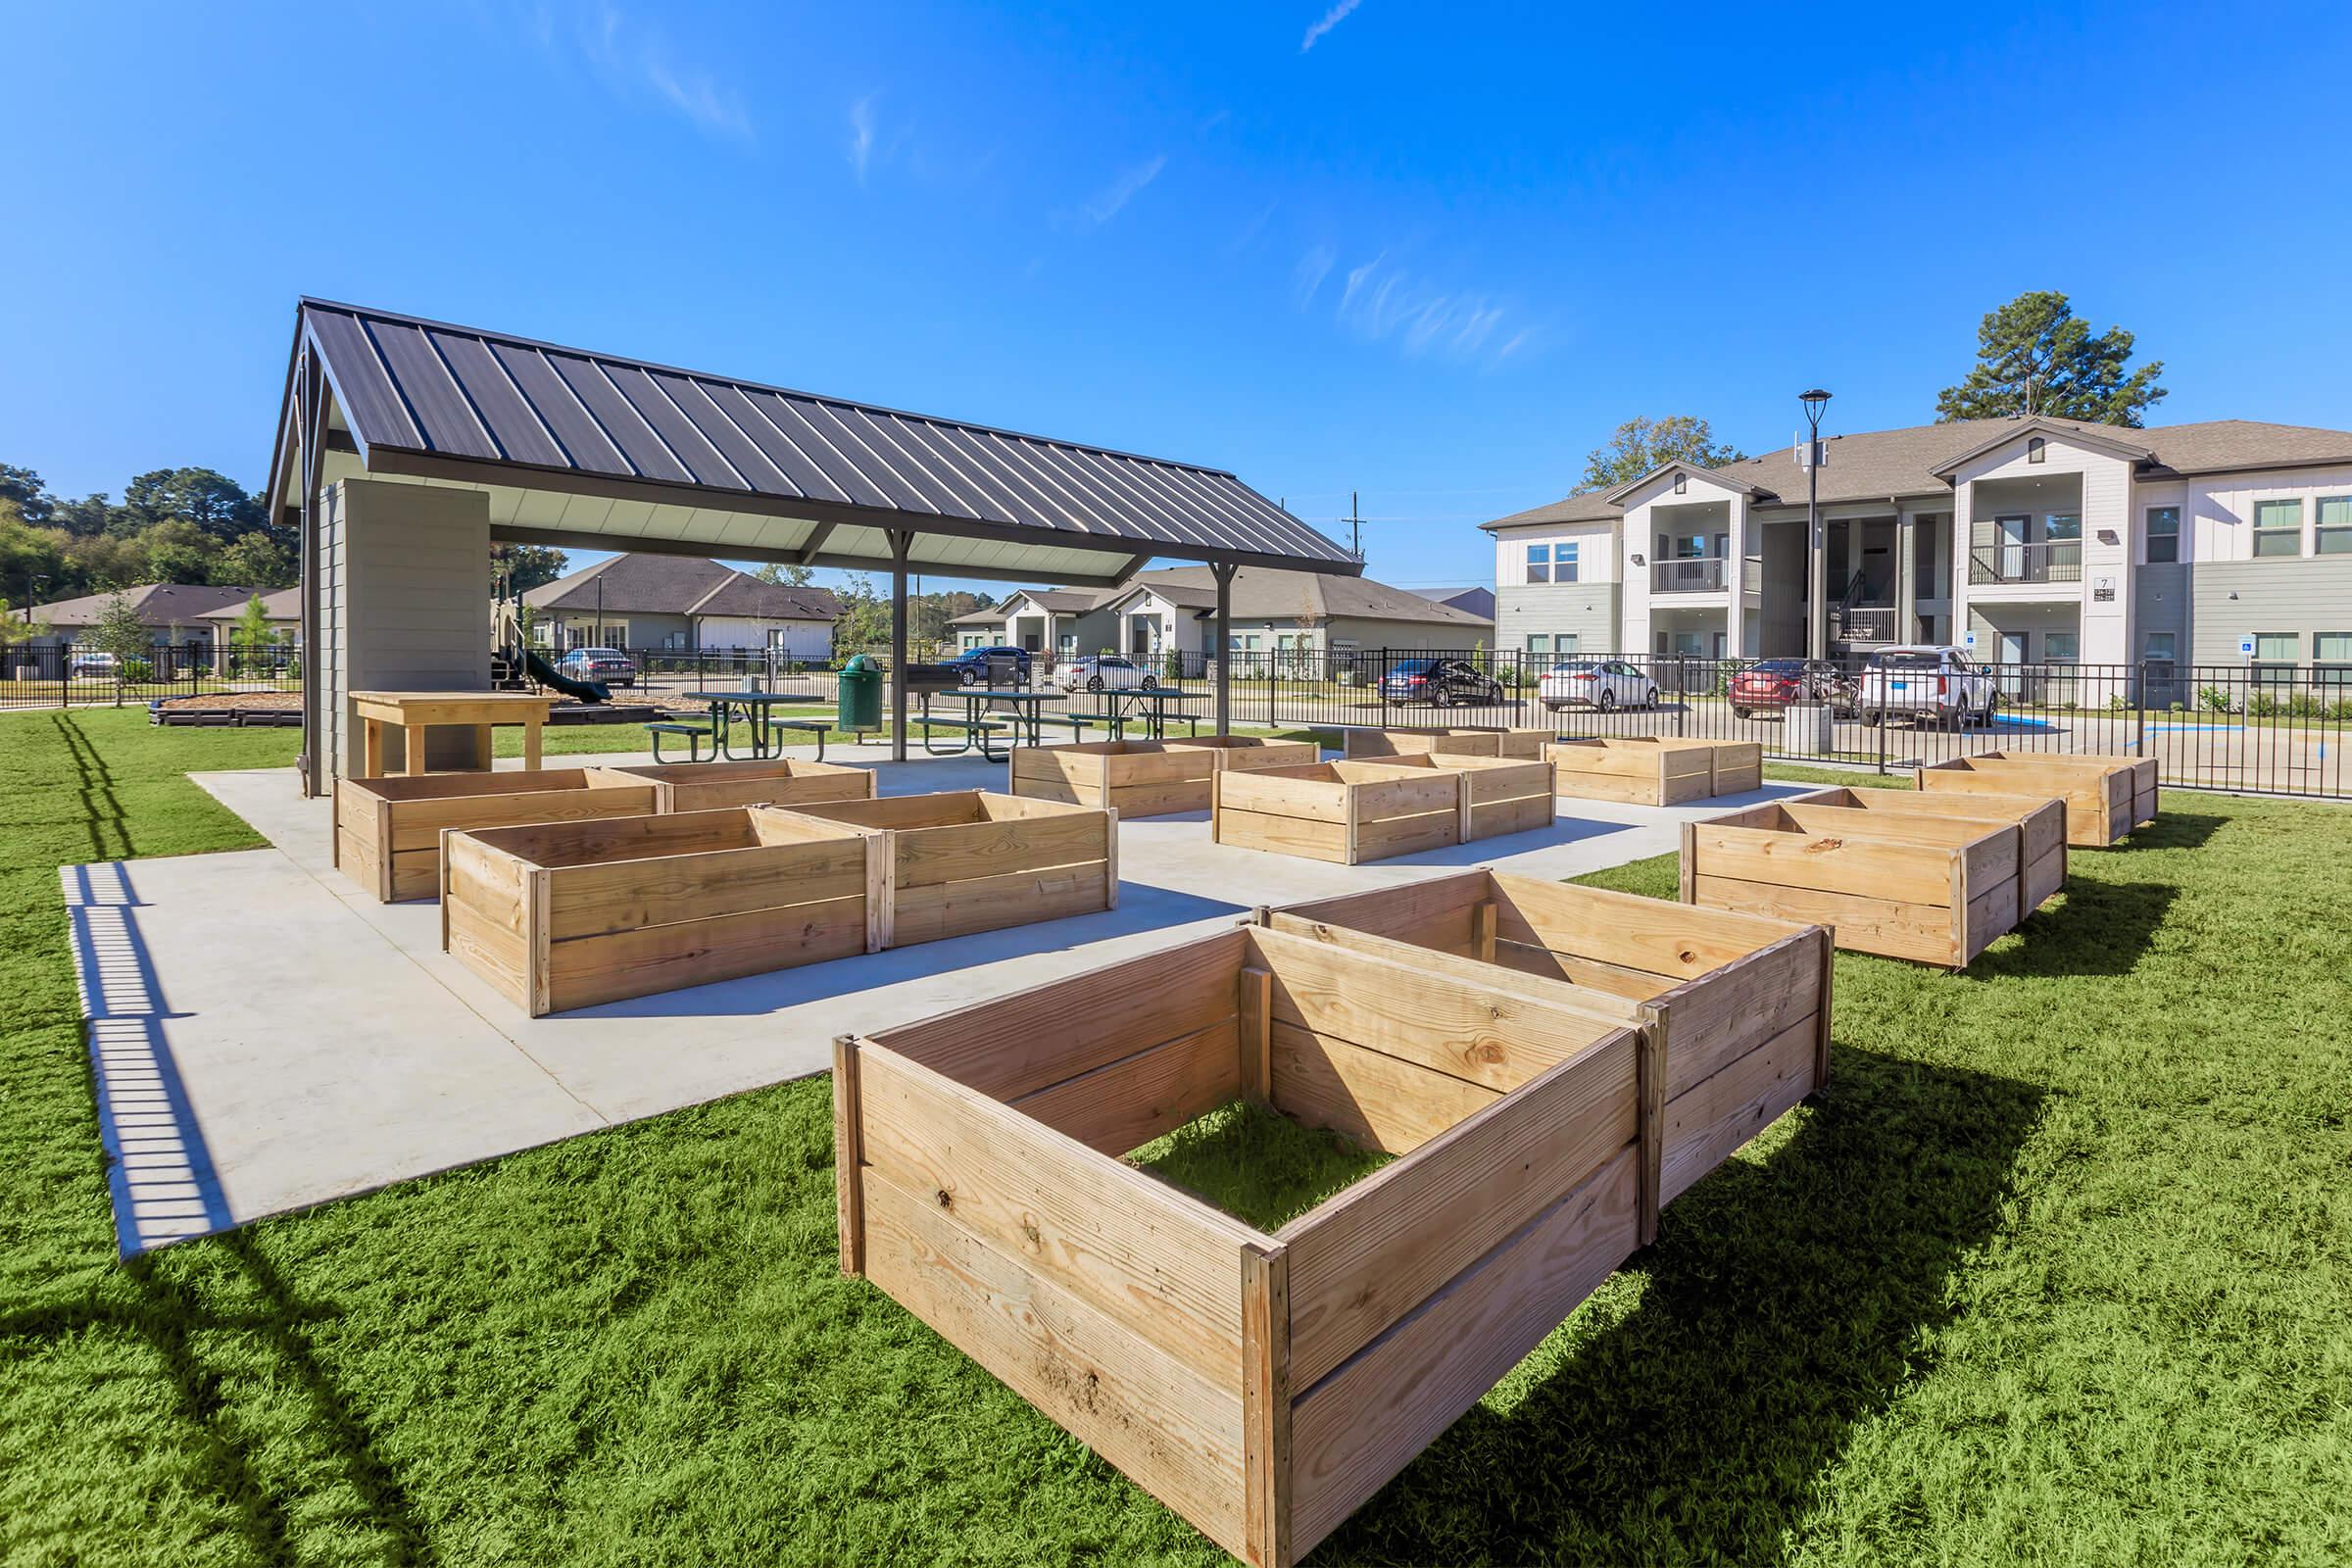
1482, 415, 2352, 531
195, 587, 303, 621
524, 553, 839, 619
277, 298, 1360, 587
32, 584, 270, 627
947, 565, 1494, 628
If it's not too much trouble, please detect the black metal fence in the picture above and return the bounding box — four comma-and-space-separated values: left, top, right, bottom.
0, 642, 302, 710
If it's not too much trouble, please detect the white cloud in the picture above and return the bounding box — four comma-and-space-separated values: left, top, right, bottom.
1080, 154, 1169, 226
1319, 252, 1526, 368
849, 95, 878, 181
1301, 0, 1363, 52
1293, 244, 1337, 306
533, 3, 754, 143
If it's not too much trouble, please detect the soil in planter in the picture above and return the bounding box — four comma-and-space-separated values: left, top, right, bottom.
1127, 1100, 1391, 1232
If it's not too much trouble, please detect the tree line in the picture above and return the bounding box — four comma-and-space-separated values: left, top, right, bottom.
0, 463, 290, 607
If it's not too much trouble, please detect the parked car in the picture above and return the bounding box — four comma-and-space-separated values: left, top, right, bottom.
69, 650, 120, 678
557, 647, 637, 688
1857, 645, 1998, 728
945, 645, 1033, 686
1054, 654, 1156, 693
1730, 659, 1859, 720
1538, 658, 1660, 712
1379, 657, 1505, 708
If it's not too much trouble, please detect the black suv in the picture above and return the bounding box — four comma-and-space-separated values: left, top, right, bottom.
945, 645, 1034, 685
1378, 657, 1505, 708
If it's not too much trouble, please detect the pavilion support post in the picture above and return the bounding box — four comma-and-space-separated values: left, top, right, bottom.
890, 529, 911, 762
1212, 561, 1238, 735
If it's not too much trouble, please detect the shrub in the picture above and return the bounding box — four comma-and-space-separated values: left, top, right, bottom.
2198, 685, 2236, 713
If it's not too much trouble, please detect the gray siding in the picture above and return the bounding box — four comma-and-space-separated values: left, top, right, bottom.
1494, 583, 1621, 657
1321, 614, 1494, 655
2135, 563, 2189, 663
2185, 559, 2352, 665
330, 478, 491, 775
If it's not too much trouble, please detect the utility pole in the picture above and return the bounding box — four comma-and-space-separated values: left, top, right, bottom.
1341, 491, 1364, 560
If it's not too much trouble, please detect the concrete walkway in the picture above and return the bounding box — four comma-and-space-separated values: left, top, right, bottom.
68, 743, 1802, 1252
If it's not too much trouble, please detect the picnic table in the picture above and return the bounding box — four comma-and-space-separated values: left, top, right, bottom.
1083, 686, 1206, 740
350, 691, 553, 777
683, 689, 825, 760
917, 688, 1055, 760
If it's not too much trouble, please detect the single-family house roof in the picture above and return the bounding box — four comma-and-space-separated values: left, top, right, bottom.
194, 587, 303, 621
32, 584, 271, 627
524, 554, 840, 620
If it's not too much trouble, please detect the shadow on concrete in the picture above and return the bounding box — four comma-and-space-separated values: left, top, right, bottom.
61, 860, 236, 1252
1370, 814, 1642, 869
1321, 1045, 2042, 1566
561, 879, 1247, 1019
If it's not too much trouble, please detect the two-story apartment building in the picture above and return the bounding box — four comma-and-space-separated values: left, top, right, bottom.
1485, 416, 2352, 682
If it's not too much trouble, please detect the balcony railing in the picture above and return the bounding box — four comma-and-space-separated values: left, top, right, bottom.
1970, 539, 2082, 585
1654, 556, 1768, 594
1835, 606, 1896, 642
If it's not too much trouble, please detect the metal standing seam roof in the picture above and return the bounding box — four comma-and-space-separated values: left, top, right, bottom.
281, 298, 1361, 580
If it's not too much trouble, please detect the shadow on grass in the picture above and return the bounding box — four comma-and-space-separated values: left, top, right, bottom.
1983, 876, 2180, 979
2125, 809, 2225, 851
1315, 1045, 2041, 1567
51, 711, 129, 862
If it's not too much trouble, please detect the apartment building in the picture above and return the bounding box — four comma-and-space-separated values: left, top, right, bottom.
1485, 416, 2352, 681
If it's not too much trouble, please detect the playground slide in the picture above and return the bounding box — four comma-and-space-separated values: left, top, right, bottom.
524, 647, 610, 704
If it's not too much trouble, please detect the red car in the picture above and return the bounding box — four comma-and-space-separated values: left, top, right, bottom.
1729, 659, 1858, 719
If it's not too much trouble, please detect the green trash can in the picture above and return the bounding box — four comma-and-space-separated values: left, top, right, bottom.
837, 654, 882, 734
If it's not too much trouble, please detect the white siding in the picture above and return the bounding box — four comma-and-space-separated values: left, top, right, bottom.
2164, 466, 2352, 563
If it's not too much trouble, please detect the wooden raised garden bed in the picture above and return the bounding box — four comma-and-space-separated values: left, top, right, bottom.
1212, 755, 1554, 864
1914, 752, 2157, 847
1682, 800, 2027, 967
1544, 736, 1764, 805
834, 885, 1827, 1566
584, 756, 875, 813
1007, 737, 1320, 817
334, 769, 657, 904
441, 808, 876, 1016
1343, 725, 1551, 760
759, 790, 1115, 947
1782, 785, 2068, 913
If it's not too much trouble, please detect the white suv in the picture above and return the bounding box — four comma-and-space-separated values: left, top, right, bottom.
1858, 646, 1998, 728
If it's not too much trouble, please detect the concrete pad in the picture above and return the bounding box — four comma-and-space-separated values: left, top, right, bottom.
70, 742, 1805, 1251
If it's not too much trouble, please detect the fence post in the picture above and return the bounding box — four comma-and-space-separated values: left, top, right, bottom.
2134, 662, 2146, 757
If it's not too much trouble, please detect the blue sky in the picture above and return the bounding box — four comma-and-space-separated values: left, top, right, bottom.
6, 0, 2350, 597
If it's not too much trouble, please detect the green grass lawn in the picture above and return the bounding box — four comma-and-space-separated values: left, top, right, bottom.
4, 710, 2350, 1564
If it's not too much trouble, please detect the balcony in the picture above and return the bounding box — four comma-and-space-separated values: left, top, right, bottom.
1970, 540, 2082, 586
1834, 606, 1896, 643
1651, 557, 1761, 594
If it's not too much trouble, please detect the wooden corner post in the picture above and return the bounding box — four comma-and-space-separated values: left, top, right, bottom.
1813, 929, 1834, 1094
1678, 821, 1697, 905
1241, 1241, 1293, 1568
832, 1035, 865, 1277
1634, 1004, 1667, 1247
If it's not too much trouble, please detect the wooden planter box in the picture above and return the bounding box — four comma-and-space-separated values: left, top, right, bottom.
584, 756, 875, 813
1915, 753, 2157, 847
1212, 755, 1554, 864
835, 895, 1825, 1566
1783, 786, 2068, 913
1343, 725, 1551, 760
1008, 737, 1320, 817
760, 791, 1116, 947
1682, 802, 2025, 967
441, 808, 876, 1016
334, 769, 657, 904
1544, 737, 1764, 805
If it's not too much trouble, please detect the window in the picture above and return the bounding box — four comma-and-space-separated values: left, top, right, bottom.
2253, 632, 2299, 686
1557, 541, 1580, 582
2316, 632, 2352, 686
2319, 497, 2352, 555
2145, 506, 2180, 564
2253, 498, 2304, 557
1525, 634, 1550, 656
1526, 543, 1551, 583
2043, 631, 2079, 663
2027, 436, 2046, 464
2144, 632, 2177, 662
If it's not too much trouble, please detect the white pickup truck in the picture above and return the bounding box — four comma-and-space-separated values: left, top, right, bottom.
1857, 645, 1999, 728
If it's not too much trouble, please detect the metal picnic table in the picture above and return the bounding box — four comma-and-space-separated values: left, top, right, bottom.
1084, 686, 1207, 740
917, 688, 1055, 760
683, 689, 825, 760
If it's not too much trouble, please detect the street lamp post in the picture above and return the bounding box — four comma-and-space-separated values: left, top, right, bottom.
1800, 388, 1833, 662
